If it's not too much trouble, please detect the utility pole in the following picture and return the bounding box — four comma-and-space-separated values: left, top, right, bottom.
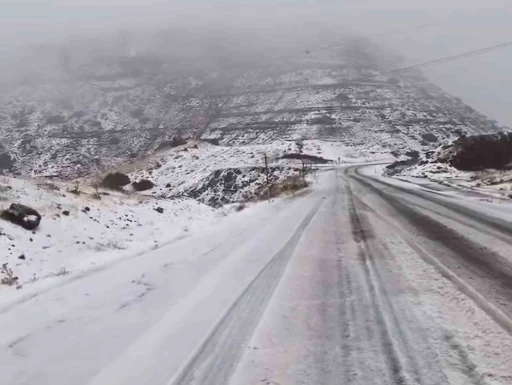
264, 153, 270, 203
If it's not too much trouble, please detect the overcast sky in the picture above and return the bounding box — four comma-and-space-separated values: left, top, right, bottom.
1, 0, 512, 126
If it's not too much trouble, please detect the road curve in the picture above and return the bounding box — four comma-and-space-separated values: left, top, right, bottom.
230, 167, 512, 385
348, 165, 512, 332
2, 168, 512, 385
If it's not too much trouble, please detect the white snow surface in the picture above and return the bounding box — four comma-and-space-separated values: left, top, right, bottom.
0, 175, 218, 295
364, 163, 512, 223
1, 167, 511, 385
404, 160, 512, 200
0, 139, 358, 294
0, 171, 329, 385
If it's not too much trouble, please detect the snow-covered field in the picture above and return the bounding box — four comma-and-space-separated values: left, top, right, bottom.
1, 166, 512, 385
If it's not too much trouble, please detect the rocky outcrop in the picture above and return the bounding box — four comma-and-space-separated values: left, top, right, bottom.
176, 166, 301, 207
437, 132, 512, 171
385, 156, 420, 176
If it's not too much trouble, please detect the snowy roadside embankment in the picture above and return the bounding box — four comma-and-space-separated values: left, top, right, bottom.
387, 133, 512, 200
121, 139, 386, 205
0, 138, 373, 294
0, 176, 221, 291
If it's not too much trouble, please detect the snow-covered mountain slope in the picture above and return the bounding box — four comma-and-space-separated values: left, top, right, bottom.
0, 35, 504, 179
111, 139, 387, 207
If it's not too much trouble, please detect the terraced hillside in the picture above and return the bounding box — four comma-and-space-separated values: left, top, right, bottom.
0, 34, 502, 178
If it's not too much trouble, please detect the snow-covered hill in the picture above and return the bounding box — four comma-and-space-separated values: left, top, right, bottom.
0, 31, 508, 291
0, 35, 504, 179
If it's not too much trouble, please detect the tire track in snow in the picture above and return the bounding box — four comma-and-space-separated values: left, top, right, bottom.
345, 170, 500, 384
169, 197, 325, 385
345, 179, 450, 385
353, 167, 512, 239
349, 168, 512, 335
347, 182, 420, 385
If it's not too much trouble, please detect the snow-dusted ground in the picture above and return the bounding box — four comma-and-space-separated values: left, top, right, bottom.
0, 171, 328, 385
2, 139, 362, 293
121, 139, 390, 200
122, 140, 304, 199
367, 163, 512, 222
0, 175, 220, 293
1, 166, 511, 385
394, 155, 512, 201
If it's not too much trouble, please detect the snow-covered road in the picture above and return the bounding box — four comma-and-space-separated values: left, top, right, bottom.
2, 167, 512, 385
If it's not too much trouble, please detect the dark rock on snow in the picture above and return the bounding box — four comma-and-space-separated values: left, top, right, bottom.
132, 179, 155, 191
421, 133, 438, 143
279, 153, 332, 164
0, 153, 15, 171
404, 150, 420, 159
202, 138, 220, 146
155, 207, 164, 214
1, 203, 42, 230
443, 132, 512, 171
385, 155, 420, 176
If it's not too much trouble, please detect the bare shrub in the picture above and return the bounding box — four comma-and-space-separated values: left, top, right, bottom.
69, 181, 81, 195
271, 176, 308, 197
38, 182, 60, 192
94, 239, 126, 251
1, 263, 19, 286
50, 267, 70, 277
92, 184, 102, 200
27, 273, 39, 284
101, 172, 131, 190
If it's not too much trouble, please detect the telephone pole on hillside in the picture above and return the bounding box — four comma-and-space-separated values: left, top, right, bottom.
264, 153, 270, 203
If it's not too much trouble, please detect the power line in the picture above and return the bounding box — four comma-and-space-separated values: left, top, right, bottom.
385, 39, 512, 74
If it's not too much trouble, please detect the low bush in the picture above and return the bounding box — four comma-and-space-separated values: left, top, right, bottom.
132, 179, 155, 191
1, 263, 18, 286
101, 172, 131, 190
